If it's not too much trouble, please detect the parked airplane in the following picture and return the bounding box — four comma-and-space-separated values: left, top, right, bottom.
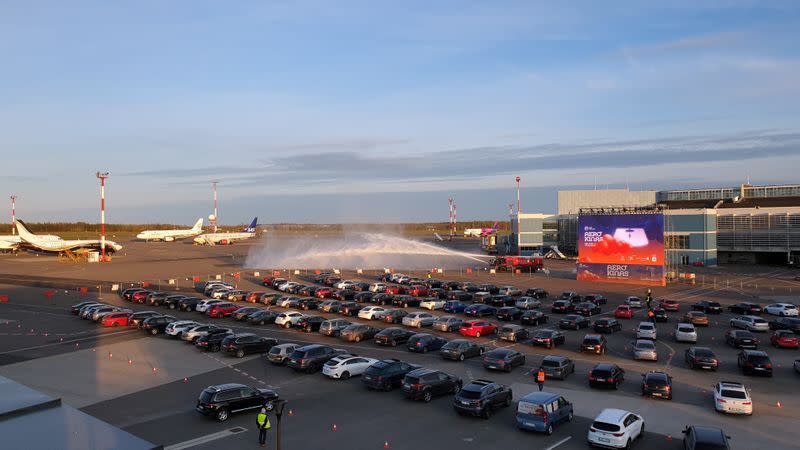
14, 219, 122, 253
0, 233, 61, 252
193, 217, 258, 245
463, 221, 499, 238
136, 218, 203, 242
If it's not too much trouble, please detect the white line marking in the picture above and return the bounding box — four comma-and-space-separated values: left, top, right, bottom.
544, 436, 571, 450
0, 329, 134, 355
164, 427, 248, 450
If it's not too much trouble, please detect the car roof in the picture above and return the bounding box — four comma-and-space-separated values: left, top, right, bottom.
691, 426, 727, 443
644, 371, 669, 380
593, 363, 617, 371
406, 368, 437, 377
520, 391, 560, 403
205, 383, 247, 392
543, 355, 568, 362
595, 408, 631, 424
718, 381, 745, 389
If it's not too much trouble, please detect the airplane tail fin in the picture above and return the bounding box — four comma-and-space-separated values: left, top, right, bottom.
244, 217, 257, 233
192, 218, 203, 232
14, 219, 41, 243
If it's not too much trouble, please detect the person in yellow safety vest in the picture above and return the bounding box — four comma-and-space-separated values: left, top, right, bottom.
536, 369, 545, 391
257, 407, 272, 447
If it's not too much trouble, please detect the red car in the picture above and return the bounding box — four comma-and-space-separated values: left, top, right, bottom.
459, 320, 497, 338
206, 302, 237, 318
770, 330, 799, 349
614, 305, 634, 319
101, 312, 131, 327
246, 292, 265, 303
315, 288, 335, 299
132, 291, 151, 304
262, 276, 276, 286
408, 285, 429, 297
659, 299, 680, 311
385, 286, 406, 295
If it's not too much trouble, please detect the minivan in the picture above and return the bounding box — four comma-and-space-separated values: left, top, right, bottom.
515, 391, 573, 435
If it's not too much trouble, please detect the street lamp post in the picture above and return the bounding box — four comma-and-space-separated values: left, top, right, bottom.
267, 399, 287, 450
96, 172, 109, 262
516, 176, 521, 256
10, 195, 16, 235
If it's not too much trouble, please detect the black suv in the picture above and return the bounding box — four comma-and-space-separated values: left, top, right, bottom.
726, 330, 758, 349
580, 334, 607, 355
685, 347, 719, 370
520, 310, 548, 326
362, 359, 419, 390
593, 318, 621, 333
223, 333, 278, 358
141, 315, 176, 335
374, 327, 415, 346
195, 328, 234, 352
588, 363, 625, 389
525, 288, 548, 299
402, 368, 462, 402
682, 426, 731, 450
296, 316, 326, 333
178, 297, 203, 312
692, 301, 723, 314
737, 350, 773, 376
196, 383, 279, 422
641, 371, 672, 399
768, 317, 800, 333
728, 302, 762, 315
495, 307, 523, 321
407, 334, 447, 353
339, 302, 362, 316
453, 379, 512, 419
286, 344, 347, 373
247, 310, 279, 325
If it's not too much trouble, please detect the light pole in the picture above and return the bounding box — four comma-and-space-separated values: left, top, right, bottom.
211, 181, 219, 232
96, 172, 109, 262
267, 399, 287, 450
10, 195, 16, 235
516, 176, 521, 256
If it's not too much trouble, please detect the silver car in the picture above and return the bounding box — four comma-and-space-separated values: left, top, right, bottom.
319, 319, 351, 336
402, 312, 436, 328
514, 297, 541, 310
165, 320, 199, 337
730, 315, 769, 332
539, 355, 575, 380
266, 343, 300, 364
181, 324, 217, 342
432, 316, 464, 332
632, 339, 658, 361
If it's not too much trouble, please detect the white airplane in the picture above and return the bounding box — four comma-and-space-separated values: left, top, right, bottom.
136, 218, 203, 242
14, 219, 122, 253
193, 217, 258, 246
0, 233, 62, 252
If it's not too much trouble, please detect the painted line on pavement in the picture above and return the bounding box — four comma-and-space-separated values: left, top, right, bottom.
544, 436, 571, 450
164, 427, 248, 450
0, 328, 136, 355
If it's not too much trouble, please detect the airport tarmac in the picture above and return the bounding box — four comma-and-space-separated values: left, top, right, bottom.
1, 238, 799, 449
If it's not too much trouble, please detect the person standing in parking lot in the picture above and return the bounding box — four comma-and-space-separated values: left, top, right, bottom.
536, 369, 545, 391
647, 309, 655, 323
645, 289, 652, 309
257, 407, 271, 447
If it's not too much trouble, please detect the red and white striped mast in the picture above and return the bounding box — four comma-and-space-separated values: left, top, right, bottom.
212, 181, 219, 232
452, 201, 457, 236
448, 198, 453, 237
96, 172, 109, 262
10, 195, 16, 235
516, 176, 521, 256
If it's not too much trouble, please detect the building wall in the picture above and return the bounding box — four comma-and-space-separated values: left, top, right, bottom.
664, 209, 717, 266
558, 189, 656, 215
509, 213, 553, 255
717, 207, 800, 255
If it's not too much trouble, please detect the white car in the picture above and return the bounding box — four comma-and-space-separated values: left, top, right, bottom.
181, 324, 217, 342
402, 312, 437, 328
515, 297, 541, 310
277, 282, 298, 292
277, 297, 298, 308
420, 299, 446, 310
196, 299, 224, 312
763, 303, 799, 317
210, 289, 232, 299
322, 355, 378, 379
674, 323, 697, 343
587, 408, 644, 449
397, 276, 411, 284
369, 283, 387, 293
636, 322, 657, 340
626, 296, 643, 308
275, 311, 305, 328
358, 306, 387, 320
730, 315, 769, 332
713, 381, 753, 415
165, 320, 199, 337
335, 280, 356, 290
203, 283, 233, 295
499, 286, 522, 296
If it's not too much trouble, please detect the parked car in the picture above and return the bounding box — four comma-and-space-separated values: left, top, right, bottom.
588, 364, 625, 389
725, 329, 758, 349
525, 288, 548, 299
488, 295, 515, 307
374, 327, 415, 347
659, 299, 680, 311
295, 315, 326, 333
614, 305, 634, 319
275, 311, 305, 328
407, 333, 447, 353
464, 304, 497, 317
521, 310, 548, 326
768, 317, 800, 333
626, 296, 643, 308
559, 292, 580, 302
453, 379, 512, 419
165, 320, 199, 338
319, 300, 342, 313
685, 347, 719, 370
675, 323, 698, 343
432, 316, 464, 332
593, 318, 622, 333
496, 307, 523, 321
574, 302, 601, 317
580, 334, 607, 355
141, 315, 177, 335
683, 311, 709, 326
100, 312, 131, 327
771, 330, 799, 348
266, 343, 300, 364
459, 320, 497, 338
498, 324, 529, 342
129, 311, 161, 328
681, 426, 731, 450
737, 349, 773, 376
763, 303, 799, 317
584, 294, 607, 305
558, 314, 590, 330
353, 291, 373, 304
713, 381, 752, 415
641, 371, 672, 400
206, 302, 237, 318
587, 409, 644, 449
196, 383, 278, 422
362, 359, 419, 391
232, 307, 261, 321
297, 298, 321, 311
515, 391, 573, 435
402, 368, 462, 402
194, 328, 234, 352
529, 329, 566, 349
636, 322, 657, 340
319, 318, 351, 337
442, 300, 468, 314
693, 301, 723, 314
652, 308, 668, 322
286, 344, 347, 373
382, 309, 409, 324
339, 324, 380, 342
728, 302, 762, 315
482, 348, 525, 372
730, 315, 769, 332
402, 312, 437, 328
223, 334, 277, 358
515, 297, 541, 310
551, 300, 572, 314
322, 355, 378, 380
440, 339, 484, 361
247, 310, 279, 326
358, 306, 387, 320
539, 355, 574, 380
419, 298, 446, 310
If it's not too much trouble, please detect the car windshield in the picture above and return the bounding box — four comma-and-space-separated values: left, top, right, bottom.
695, 349, 714, 357
678, 327, 694, 333
749, 355, 770, 364
592, 369, 611, 377
199, 390, 215, 403
268, 347, 283, 355
592, 421, 620, 432
636, 342, 655, 350
720, 390, 747, 399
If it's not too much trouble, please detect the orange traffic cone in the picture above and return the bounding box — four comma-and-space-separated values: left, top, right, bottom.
777, 401, 782, 408
288, 410, 294, 417
384, 442, 390, 448
332, 424, 337, 432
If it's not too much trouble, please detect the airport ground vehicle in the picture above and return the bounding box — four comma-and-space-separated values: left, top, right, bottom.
453, 379, 512, 418
402, 368, 461, 402
362, 359, 419, 391
539, 355, 574, 380
196, 383, 278, 422
589, 364, 625, 389
587, 408, 644, 449
515, 391, 573, 435
713, 381, 752, 415
641, 371, 672, 400
323, 355, 378, 380
490, 256, 543, 272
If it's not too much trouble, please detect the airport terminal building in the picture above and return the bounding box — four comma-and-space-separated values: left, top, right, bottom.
508, 183, 800, 266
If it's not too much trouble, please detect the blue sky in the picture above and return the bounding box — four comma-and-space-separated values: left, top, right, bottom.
1, 1, 799, 224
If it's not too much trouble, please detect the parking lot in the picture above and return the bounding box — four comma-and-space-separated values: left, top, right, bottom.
1, 239, 799, 449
